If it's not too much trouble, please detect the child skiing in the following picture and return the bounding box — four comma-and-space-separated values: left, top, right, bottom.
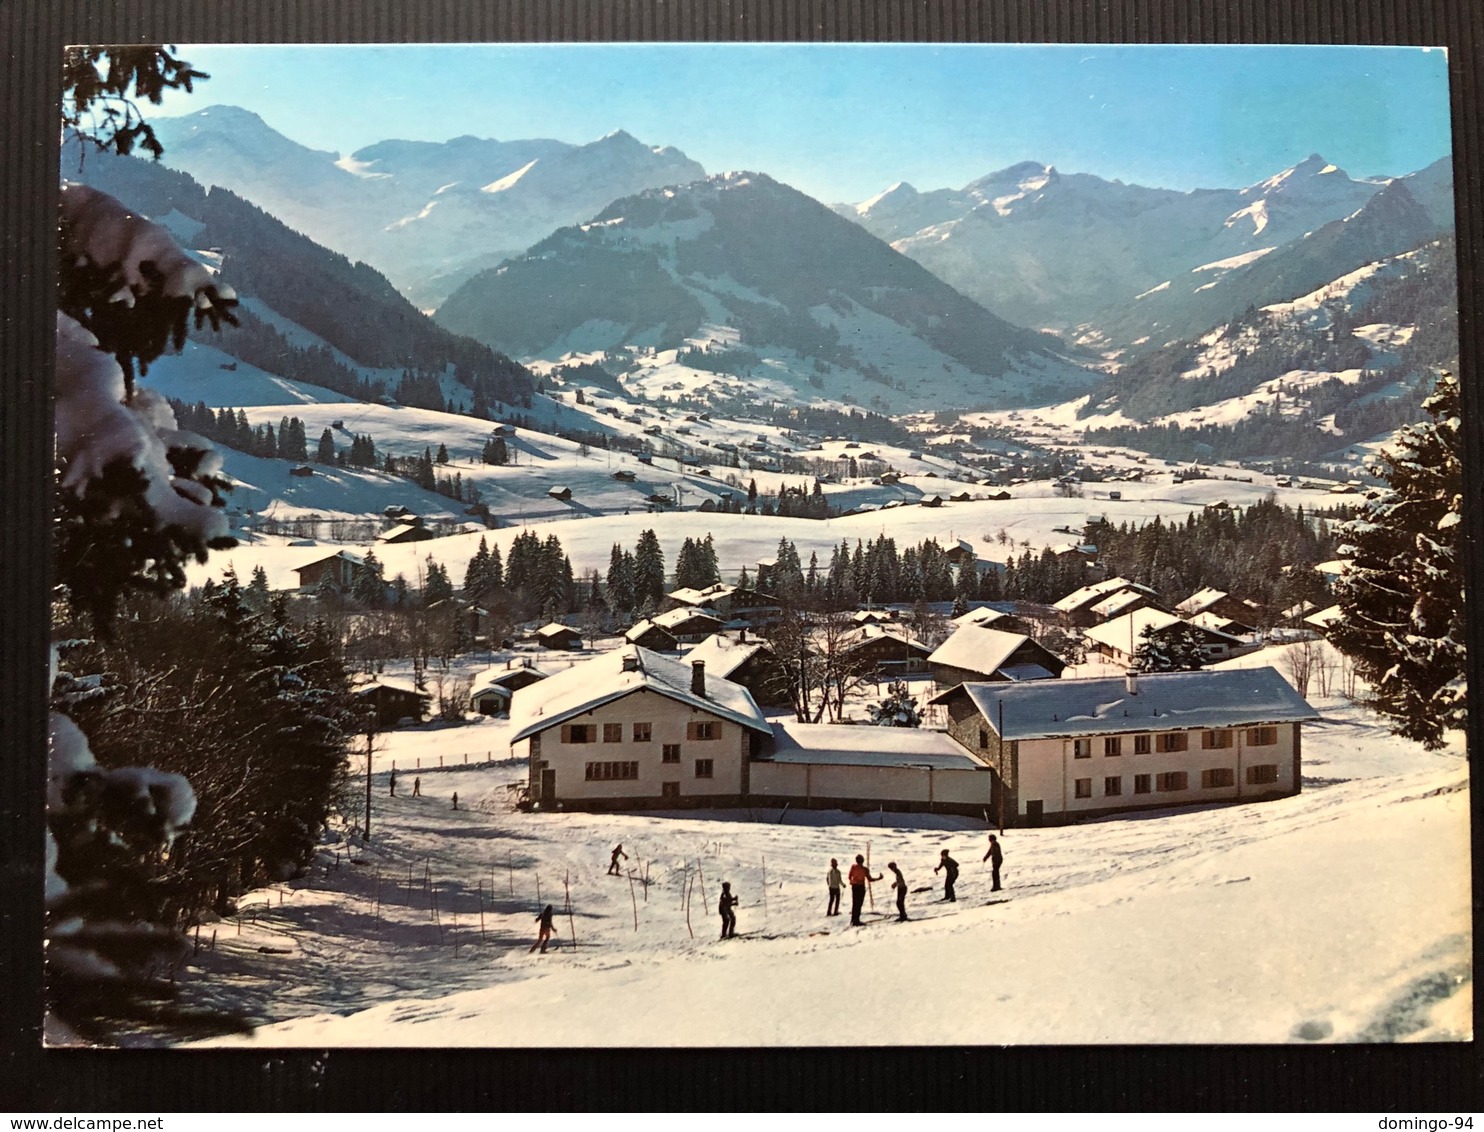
826, 858, 843, 916
529, 904, 558, 954
934, 849, 960, 902
983, 834, 1004, 891
887, 861, 909, 922
718, 881, 739, 939
607, 843, 628, 876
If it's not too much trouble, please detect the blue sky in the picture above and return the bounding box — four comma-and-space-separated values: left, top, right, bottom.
152, 43, 1452, 202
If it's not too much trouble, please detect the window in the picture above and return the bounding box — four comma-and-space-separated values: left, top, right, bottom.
1134, 774, 1151, 794
687, 721, 720, 741
1104, 776, 1122, 796
1073, 777, 1093, 799
979, 728, 990, 749
561, 724, 595, 744
584, 761, 638, 781
1073, 738, 1092, 759
602, 723, 623, 743
1103, 737, 1122, 757
633, 722, 652, 742
695, 758, 714, 779
1156, 732, 1189, 753
1156, 771, 1188, 792
1246, 763, 1279, 785
1133, 734, 1151, 755
661, 782, 679, 799
1202, 767, 1235, 788
1201, 730, 1232, 749
662, 744, 681, 764
1247, 726, 1278, 746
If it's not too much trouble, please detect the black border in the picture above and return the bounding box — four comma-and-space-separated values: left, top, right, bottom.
3, 0, 1481, 1112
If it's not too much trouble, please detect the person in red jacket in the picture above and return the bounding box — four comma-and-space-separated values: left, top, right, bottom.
847, 854, 881, 926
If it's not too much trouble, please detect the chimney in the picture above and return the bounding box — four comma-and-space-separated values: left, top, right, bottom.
691, 660, 707, 697
1126, 670, 1138, 696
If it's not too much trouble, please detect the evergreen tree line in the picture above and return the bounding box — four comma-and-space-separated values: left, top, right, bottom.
460, 531, 577, 621
603, 529, 667, 617
1084, 497, 1342, 616
748, 534, 991, 611
171, 400, 310, 461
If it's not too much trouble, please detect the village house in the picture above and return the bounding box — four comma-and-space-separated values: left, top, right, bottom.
1083, 607, 1245, 668
533, 622, 583, 650
294, 550, 371, 593
547, 485, 573, 501
1087, 586, 1165, 624
510, 647, 773, 810
469, 660, 553, 716
624, 620, 679, 651
683, 630, 789, 707
927, 626, 1066, 689
838, 622, 934, 675
1176, 587, 1263, 635
352, 676, 432, 728
1052, 576, 1158, 628
929, 666, 1317, 826
378, 521, 435, 544
952, 604, 1033, 636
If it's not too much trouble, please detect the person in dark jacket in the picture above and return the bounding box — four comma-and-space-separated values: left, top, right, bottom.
847, 854, 881, 926
886, 861, 909, 922
826, 858, 843, 916
983, 834, 1004, 891
718, 882, 739, 939
608, 843, 628, 876
529, 903, 558, 954
934, 849, 960, 902
388, 768, 397, 796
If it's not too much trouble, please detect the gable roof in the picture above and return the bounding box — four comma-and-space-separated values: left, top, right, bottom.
1083, 608, 1242, 653
535, 622, 580, 640
624, 618, 677, 645
952, 605, 1010, 628
295, 549, 366, 574
841, 623, 931, 654
930, 666, 1318, 740
652, 605, 724, 630
509, 645, 770, 743
767, 720, 985, 770
1089, 588, 1155, 619
1176, 587, 1229, 616
1052, 576, 1154, 614
683, 633, 769, 679
927, 626, 1060, 678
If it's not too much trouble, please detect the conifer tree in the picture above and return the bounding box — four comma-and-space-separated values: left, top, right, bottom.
1330, 371, 1465, 748
634, 529, 666, 607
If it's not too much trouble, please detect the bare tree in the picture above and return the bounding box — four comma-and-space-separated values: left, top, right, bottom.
1282, 637, 1319, 697
815, 614, 879, 723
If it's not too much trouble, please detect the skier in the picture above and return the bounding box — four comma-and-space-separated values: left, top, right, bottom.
886, 861, 909, 922
934, 849, 960, 902
388, 768, 397, 796
412, 776, 421, 798
451, 792, 459, 811
607, 843, 628, 876
529, 903, 558, 954
983, 834, 1004, 892
718, 881, 739, 939
826, 858, 843, 916
847, 854, 881, 926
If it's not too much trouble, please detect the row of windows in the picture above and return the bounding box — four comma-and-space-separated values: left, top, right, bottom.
586, 758, 713, 781
562, 721, 721, 744
1071, 727, 1279, 758
1072, 764, 1280, 799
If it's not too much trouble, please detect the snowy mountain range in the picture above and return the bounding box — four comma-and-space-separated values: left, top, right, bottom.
433, 171, 1104, 412
837, 154, 1454, 349
149, 106, 706, 308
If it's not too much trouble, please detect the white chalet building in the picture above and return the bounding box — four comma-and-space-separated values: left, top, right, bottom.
930, 666, 1318, 827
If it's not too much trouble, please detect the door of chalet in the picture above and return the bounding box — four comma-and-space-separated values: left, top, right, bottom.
1025, 800, 1043, 827
541, 767, 555, 802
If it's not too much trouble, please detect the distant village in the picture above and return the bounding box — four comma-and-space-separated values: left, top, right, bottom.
308, 528, 1346, 830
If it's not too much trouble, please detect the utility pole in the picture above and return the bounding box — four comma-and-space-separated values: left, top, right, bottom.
363, 716, 380, 841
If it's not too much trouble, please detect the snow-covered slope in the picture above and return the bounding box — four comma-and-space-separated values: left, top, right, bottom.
436, 172, 1101, 413
180, 673, 1469, 1047
150, 108, 706, 308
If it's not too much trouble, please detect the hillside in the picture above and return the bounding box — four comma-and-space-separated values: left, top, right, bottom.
436, 172, 1101, 413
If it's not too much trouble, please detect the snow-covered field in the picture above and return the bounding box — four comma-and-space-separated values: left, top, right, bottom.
176, 654, 1470, 1049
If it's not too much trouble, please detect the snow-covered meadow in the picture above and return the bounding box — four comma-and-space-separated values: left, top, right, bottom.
173, 646, 1470, 1048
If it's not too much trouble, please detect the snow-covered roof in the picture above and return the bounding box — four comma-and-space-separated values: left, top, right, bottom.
509, 645, 770, 744
353, 676, 429, 699
766, 721, 986, 770
927, 626, 1041, 677
1176, 587, 1229, 616
999, 663, 1059, 682
378, 523, 427, 542
472, 663, 555, 693
1084, 608, 1241, 653
624, 618, 676, 644
683, 633, 767, 679
1314, 560, 1350, 578
668, 583, 736, 606
535, 622, 580, 640
1305, 605, 1344, 628
1052, 576, 1153, 614
842, 623, 930, 653
1282, 599, 1320, 620
652, 605, 724, 630
932, 667, 1318, 740
296, 549, 366, 572
1188, 611, 1254, 635
952, 606, 1009, 628
1090, 588, 1153, 619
